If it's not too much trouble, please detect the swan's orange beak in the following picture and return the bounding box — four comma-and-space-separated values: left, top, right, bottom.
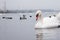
36, 14, 38, 21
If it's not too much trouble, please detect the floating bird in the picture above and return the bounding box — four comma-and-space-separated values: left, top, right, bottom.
35, 10, 60, 29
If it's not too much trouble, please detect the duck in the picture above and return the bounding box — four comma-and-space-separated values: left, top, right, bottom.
35, 10, 60, 29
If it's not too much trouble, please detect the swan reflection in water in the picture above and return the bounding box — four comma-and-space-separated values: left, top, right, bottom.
35, 28, 60, 40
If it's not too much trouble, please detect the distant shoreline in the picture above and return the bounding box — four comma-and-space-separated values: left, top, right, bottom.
0, 9, 60, 13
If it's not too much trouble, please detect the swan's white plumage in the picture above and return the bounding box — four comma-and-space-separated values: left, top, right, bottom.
56, 12, 60, 21
35, 10, 60, 28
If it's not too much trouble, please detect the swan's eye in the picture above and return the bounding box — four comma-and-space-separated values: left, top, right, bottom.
36, 14, 39, 17
36, 14, 39, 21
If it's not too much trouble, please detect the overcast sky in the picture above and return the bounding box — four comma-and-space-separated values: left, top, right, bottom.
0, 0, 60, 10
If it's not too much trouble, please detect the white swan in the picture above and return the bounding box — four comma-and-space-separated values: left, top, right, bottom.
35, 10, 60, 29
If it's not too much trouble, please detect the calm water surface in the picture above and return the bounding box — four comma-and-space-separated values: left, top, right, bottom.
0, 12, 60, 40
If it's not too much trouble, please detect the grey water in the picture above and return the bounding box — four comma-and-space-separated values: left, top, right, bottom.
0, 11, 60, 40
0, 13, 36, 40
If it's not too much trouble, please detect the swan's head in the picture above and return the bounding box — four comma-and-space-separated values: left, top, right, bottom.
36, 10, 42, 21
